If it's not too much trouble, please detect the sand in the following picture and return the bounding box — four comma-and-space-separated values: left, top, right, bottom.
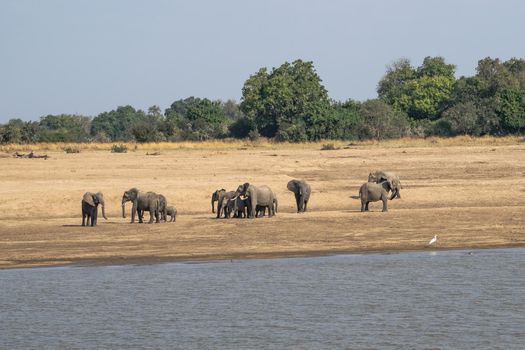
1, 143, 524, 269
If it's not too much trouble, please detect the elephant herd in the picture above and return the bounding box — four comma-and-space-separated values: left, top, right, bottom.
81, 170, 402, 226
212, 180, 312, 219
81, 188, 177, 226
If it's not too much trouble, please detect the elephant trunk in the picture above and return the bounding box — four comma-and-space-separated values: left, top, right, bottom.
122, 202, 126, 218
211, 198, 215, 213
101, 201, 108, 220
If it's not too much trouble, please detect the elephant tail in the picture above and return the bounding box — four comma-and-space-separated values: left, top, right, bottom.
352, 186, 362, 200
274, 198, 278, 213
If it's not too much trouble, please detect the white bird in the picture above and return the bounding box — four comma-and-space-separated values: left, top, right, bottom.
428, 235, 438, 245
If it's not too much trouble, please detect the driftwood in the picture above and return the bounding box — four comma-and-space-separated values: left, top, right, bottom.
13, 151, 49, 160
146, 151, 161, 156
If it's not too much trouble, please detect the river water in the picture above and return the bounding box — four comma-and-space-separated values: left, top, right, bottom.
1, 248, 524, 349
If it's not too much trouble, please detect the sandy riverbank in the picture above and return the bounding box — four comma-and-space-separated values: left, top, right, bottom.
1, 142, 524, 269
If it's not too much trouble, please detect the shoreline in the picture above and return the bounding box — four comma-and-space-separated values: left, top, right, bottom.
3, 242, 525, 271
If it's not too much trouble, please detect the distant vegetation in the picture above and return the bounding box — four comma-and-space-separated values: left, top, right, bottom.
1, 57, 524, 144
110, 144, 128, 153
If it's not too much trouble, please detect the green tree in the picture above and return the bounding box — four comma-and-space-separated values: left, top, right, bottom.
503, 57, 525, 90
395, 75, 455, 120
377, 58, 416, 104
475, 57, 514, 96
38, 114, 91, 142
20, 121, 40, 143
91, 105, 146, 141
222, 99, 244, 121
130, 105, 166, 143
240, 59, 330, 140
0, 119, 24, 143
379, 56, 456, 120
497, 88, 525, 132
416, 56, 456, 78
164, 97, 229, 140
306, 101, 362, 140
441, 101, 482, 135
359, 99, 409, 139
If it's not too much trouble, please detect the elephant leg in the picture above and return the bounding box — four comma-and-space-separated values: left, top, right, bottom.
147, 209, 154, 224
303, 200, 308, 212
365, 202, 370, 211
155, 209, 160, 223
361, 200, 366, 212
295, 194, 301, 212
82, 209, 86, 226
216, 200, 222, 218
248, 198, 255, 218
382, 197, 388, 212
131, 204, 136, 223
92, 207, 98, 226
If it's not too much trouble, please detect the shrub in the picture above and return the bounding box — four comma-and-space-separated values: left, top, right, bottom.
63, 146, 80, 153
321, 143, 338, 150
248, 129, 260, 141
111, 144, 128, 153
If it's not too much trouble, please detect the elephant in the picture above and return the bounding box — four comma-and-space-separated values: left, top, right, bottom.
211, 189, 225, 214
368, 170, 402, 200
227, 196, 249, 218
166, 206, 177, 222
235, 183, 276, 218
287, 179, 311, 213
158, 194, 168, 222
358, 181, 390, 212
121, 188, 161, 224
216, 190, 236, 218
81, 192, 107, 226
257, 196, 278, 217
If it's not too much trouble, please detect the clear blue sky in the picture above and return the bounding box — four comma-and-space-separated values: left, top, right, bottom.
1, 0, 524, 122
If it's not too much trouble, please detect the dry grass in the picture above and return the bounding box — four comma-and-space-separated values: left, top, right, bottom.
0, 135, 522, 153
1, 142, 524, 269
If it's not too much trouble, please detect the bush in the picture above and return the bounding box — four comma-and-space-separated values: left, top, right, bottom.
111, 144, 128, 153
321, 143, 339, 150
248, 129, 260, 141
359, 99, 410, 140
63, 146, 80, 153
229, 117, 255, 139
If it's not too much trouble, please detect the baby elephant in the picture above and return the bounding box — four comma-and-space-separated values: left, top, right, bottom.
358, 182, 389, 212
225, 196, 249, 218
166, 206, 177, 222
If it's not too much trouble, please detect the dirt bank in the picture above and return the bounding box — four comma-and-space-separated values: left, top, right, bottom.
1, 143, 524, 269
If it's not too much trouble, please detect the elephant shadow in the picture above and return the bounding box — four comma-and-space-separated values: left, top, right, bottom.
62, 222, 118, 227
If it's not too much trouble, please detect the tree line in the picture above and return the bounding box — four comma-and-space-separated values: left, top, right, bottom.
1, 56, 524, 144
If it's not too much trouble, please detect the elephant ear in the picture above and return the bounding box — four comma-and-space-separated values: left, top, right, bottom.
95, 192, 104, 205
287, 180, 297, 192
83, 192, 95, 206
386, 178, 396, 191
